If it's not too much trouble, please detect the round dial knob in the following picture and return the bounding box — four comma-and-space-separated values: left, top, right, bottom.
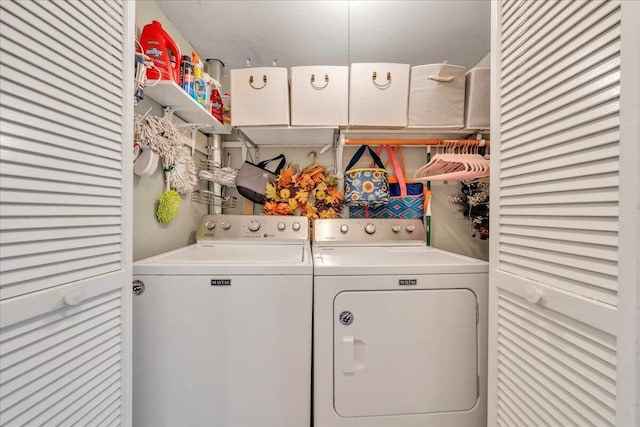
406, 224, 416, 233
205, 221, 216, 230
292, 221, 301, 231
277, 222, 286, 231
365, 223, 376, 235
221, 221, 231, 230
247, 220, 261, 232
392, 224, 401, 233
340, 224, 349, 234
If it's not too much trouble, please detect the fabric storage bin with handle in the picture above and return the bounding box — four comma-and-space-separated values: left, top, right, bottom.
290, 65, 348, 126
230, 67, 290, 126
349, 63, 410, 127
344, 145, 390, 208
350, 146, 427, 220
408, 63, 466, 128
465, 67, 490, 128
236, 154, 286, 205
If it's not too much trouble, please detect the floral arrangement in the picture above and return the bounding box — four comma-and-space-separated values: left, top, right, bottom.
264, 163, 344, 219
448, 181, 490, 240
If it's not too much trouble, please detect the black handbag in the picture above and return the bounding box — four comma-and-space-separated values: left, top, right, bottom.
236, 154, 286, 204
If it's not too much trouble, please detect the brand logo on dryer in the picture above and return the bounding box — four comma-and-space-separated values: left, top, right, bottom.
399, 279, 417, 286
338, 310, 354, 325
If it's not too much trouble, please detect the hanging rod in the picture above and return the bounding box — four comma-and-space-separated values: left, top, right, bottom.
344, 138, 490, 146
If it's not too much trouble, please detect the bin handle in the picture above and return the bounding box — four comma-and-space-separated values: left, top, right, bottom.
249, 75, 267, 90
372, 71, 392, 89
427, 74, 455, 82
310, 73, 329, 90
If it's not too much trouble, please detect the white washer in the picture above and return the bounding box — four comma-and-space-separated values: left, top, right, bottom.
313, 218, 488, 427
133, 215, 312, 427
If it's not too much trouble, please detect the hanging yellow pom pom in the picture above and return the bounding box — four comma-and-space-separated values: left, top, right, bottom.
156, 190, 181, 223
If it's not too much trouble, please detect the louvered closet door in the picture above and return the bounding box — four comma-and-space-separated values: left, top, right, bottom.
489, 0, 639, 426
0, 0, 134, 425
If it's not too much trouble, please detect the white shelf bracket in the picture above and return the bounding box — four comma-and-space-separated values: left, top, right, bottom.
237, 129, 259, 162
163, 105, 182, 121
176, 123, 208, 155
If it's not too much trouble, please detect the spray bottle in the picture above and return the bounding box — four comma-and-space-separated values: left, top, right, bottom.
205, 75, 224, 123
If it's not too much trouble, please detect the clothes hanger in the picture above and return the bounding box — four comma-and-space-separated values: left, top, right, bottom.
414, 141, 490, 182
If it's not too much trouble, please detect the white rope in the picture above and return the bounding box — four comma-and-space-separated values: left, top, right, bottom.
170, 146, 198, 194
198, 167, 237, 187
134, 114, 182, 169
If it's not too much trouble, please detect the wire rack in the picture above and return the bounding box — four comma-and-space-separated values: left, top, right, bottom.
191, 189, 237, 209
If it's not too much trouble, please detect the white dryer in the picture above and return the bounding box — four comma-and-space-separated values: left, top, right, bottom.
132, 215, 312, 427
313, 218, 488, 427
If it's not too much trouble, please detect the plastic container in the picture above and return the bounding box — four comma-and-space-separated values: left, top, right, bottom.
181, 59, 194, 98
139, 21, 181, 83
192, 52, 208, 108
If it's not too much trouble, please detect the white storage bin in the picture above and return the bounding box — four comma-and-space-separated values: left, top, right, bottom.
290, 66, 348, 126
230, 67, 290, 126
465, 68, 490, 129
408, 63, 466, 128
349, 63, 410, 127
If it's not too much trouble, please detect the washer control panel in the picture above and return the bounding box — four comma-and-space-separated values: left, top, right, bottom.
313, 218, 425, 243
197, 215, 309, 242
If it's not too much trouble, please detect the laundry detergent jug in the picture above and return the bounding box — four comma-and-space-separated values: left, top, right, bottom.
140, 21, 181, 82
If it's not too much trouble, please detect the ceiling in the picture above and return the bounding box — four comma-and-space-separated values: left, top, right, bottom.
156, 1, 491, 72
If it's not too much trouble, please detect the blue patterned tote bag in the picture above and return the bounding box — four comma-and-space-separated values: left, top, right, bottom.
350, 146, 426, 220
344, 145, 390, 208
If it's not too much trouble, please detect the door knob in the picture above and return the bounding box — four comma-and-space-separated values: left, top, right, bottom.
523, 284, 543, 304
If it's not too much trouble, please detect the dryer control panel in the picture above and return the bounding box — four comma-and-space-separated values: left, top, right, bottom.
313, 218, 425, 244
196, 214, 310, 242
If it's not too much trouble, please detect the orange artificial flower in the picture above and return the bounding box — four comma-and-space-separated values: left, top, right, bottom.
295, 189, 309, 204
264, 200, 278, 214
277, 166, 295, 187
275, 202, 291, 215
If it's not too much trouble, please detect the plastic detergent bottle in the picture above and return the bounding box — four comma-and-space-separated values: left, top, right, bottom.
139, 20, 181, 83
180, 56, 194, 97
191, 52, 208, 108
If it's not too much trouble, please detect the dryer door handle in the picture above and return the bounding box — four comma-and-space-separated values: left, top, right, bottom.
342, 336, 355, 374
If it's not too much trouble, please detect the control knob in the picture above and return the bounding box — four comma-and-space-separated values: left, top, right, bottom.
292, 221, 301, 231
406, 224, 416, 233
392, 224, 401, 233
277, 222, 286, 231
205, 221, 216, 230
247, 220, 261, 232
221, 221, 231, 230
340, 224, 349, 234
365, 223, 376, 235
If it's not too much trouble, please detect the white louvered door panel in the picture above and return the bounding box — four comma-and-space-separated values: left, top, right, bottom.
489, 0, 639, 426
0, 0, 133, 425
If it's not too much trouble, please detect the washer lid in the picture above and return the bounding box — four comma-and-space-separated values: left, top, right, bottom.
134, 243, 311, 275
313, 245, 488, 275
